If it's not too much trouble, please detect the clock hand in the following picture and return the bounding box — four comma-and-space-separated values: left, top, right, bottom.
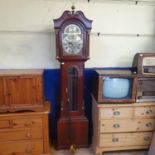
68, 42, 73, 46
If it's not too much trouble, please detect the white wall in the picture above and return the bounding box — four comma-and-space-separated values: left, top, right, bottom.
0, 0, 154, 69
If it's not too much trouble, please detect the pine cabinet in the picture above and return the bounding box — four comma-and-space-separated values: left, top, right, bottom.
0, 69, 44, 112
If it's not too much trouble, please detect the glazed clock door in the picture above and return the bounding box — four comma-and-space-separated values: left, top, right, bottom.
60, 62, 84, 117
67, 67, 78, 111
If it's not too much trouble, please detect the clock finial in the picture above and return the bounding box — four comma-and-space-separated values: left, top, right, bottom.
71, 3, 75, 13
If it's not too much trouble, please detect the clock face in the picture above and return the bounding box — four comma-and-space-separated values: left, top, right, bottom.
62, 24, 83, 55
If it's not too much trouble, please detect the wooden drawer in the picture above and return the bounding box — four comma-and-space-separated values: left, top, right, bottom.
0, 120, 11, 129
99, 132, 153, 147
0, 140, 43, 155
0, 128, 43, 142
12, 117, 42, 128
0, 117, 42, 130
100, 118, 155, 133
134, 106, 155, 118
99, 107, 133, 119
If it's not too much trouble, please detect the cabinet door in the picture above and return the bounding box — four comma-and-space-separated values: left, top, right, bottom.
0, 78, 5, 106
4, 76, 43, 107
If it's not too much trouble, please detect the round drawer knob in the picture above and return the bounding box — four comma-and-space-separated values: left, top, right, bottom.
25, 147, 33, 153
12, 122, 18, 127
25, 122, 32, 127
112, 138, 119, 142
146, 111, 150, 114
146, 110, 152, 115
113, 111, 120, 116
146, 122, 152, 127
113, 124, 120, 128
144, 136, 151, 141
26, 132, 32, 138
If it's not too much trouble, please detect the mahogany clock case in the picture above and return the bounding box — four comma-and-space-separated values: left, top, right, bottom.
132, 53, 155, 77
53, 10, 92, 149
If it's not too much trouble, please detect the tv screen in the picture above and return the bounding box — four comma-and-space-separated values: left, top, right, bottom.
103, 78, 131, 99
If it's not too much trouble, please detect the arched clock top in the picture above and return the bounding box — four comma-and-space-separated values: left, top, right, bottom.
53, 9, 92, 62
53, 10, 92, 30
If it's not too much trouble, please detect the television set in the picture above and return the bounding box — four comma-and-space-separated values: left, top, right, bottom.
92, 70, 137, 103
132, 53, 155, 77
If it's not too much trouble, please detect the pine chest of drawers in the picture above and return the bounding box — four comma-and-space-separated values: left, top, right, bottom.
0, 103, 50, 155
91, 96, 155, 155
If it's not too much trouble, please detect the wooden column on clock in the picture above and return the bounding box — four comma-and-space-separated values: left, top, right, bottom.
53, 8, 92, 149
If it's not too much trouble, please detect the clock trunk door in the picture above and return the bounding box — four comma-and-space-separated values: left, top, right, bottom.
61, 62, 84, 117
67, 67, 78, 111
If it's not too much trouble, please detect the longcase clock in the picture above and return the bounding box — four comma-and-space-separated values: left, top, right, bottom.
53, 7, 92, 149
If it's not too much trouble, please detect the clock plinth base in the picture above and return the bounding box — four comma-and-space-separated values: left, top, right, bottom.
57, 115, 88, 149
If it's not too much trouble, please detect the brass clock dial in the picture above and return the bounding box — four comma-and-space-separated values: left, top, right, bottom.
62, 24, 83, 55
